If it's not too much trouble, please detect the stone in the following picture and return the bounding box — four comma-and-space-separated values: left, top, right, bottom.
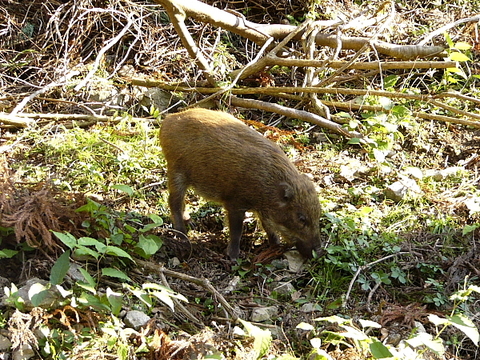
272, 282, 295, 296
251, 306, 278, 322
0, 334, 12, 351
16, 278, 61, 311
384, 178, 421, 202
124, 310, 150, 330
12, 343, 35, 360
425, 166, 463, 181
300, 303, 322, 313
284, 251, 306, 272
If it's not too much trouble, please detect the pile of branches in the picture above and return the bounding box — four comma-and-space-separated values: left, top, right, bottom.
0, 0, 479, 135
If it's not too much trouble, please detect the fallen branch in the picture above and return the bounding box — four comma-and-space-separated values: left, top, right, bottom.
0, 114, 35, 128
1, 112, 158, 129
10, 71, 79, 116
152, 0, 445, 61
136, 259, 239, 322
419, 14, 480, 46
229, 96, 359, 138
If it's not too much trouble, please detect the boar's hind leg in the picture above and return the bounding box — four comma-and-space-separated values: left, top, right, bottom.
167, 173, 188, 236
225, 209, 246, 259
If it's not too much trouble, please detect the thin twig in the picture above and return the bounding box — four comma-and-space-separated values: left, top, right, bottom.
135, 259, 239, 322
10, 71, 79, 115
74, 16, 134, 91
343, 252, 409, 308
419, 15, 480, 46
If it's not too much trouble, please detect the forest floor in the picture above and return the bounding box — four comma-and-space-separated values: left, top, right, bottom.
1, 0, 480, 359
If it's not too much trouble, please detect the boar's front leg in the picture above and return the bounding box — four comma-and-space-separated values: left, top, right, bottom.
167, 173, 188, 236
260, 217, 280, 245
225, 208, 246, 259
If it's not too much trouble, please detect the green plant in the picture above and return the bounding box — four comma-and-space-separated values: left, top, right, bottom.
76, 198, 164, 260
298, 282, 480, 359
235, 319, 273, 359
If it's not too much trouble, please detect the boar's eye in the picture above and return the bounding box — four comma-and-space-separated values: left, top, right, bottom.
298, 213, 308, 226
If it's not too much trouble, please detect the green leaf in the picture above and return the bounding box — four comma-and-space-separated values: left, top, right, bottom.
347, 137, 361, 145
55, 284, 73, 298
310, 337, 321, 349
112, 184, 134, 197
125, 284, 153, 307
102, 268, 131, 282
384, 75, 399, 88
135, 234, 163, 259
78, 267, 97, 290
151, 290, 175, 311
449, 52, 470, 62
296, 322, 315, 331
339, 325, 369, 341
53, 231, 77, 249
50, 250, 71, 285
76, 198, 101, 213
358, 319, 381, 329
106, 287, 123, 316
148, 213, 164, 225
29, 282, 50, 307
145, 283, 188, 304
444, 32, 454, 48
73, 245, 100, 260
78, 292, 111, 312
78, 237, 105, 248
428, 314, 449, 326
104, 246, 133, 260
463, 224, 479, 235
0, 249, 19, 259
369, 340, 393, 358
455, 42, 472, 50
314, 315, 350, 325
406, 333, 445, 355
449, 314, 479, 345
238, 319, 272, 359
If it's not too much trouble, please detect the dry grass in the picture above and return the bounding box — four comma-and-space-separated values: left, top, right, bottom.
0, 155, 86, 253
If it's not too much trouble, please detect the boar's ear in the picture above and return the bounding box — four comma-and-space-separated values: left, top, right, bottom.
278, 182, 294, 204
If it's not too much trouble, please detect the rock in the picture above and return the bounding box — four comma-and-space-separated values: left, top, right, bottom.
384, 181, 407, 202
67, 263, 87, 282
12, 343, 35, 360
272, 282, 295, 297
81, 76, 122, 110
339, 159, 371, 181
384, 178, 421, 202
124, 310, 150, 330
404, 166, 423, 179
251, 306, 279, 322
425, 166, 463, 181
0, 334, 12, 351
300, 303, 322, 313
139, 88, 175, 111
284, 251, 306, 272
169, 257, 181, 267
16, 278, 61, 311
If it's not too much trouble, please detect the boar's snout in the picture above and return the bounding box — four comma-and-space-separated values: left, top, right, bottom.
295, 237, 323, 259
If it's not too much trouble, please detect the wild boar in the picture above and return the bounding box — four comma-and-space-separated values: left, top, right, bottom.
160, 108, 322, 259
